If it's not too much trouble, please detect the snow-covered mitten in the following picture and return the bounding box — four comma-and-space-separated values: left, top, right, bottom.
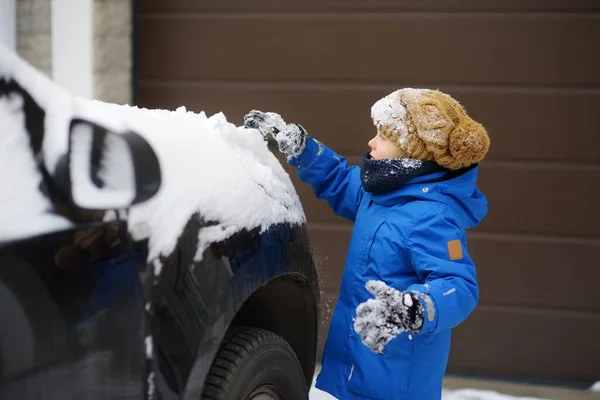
243, 110, 308, 158
354, 280, 424, 354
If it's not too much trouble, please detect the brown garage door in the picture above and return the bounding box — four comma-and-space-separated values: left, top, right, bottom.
135, 0, 600, 384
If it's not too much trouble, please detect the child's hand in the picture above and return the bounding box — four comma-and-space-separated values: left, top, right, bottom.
244, 110, 308, 158
354, 280, 424, 354
244, 110, 287, 138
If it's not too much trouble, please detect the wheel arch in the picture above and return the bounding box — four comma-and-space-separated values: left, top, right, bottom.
230, 273, 319, 387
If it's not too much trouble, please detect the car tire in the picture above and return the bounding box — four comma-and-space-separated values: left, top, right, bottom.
201, 326, 308, 400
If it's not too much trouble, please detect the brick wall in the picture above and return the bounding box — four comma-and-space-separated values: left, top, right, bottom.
93, 0, 132, 104
15, 0, 133, 104
17, 0, 52, 77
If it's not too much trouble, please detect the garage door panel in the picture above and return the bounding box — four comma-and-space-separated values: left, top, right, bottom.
308, 226, 600, 312
138, 84, 600, 164
449, 306, 600, 383
469, 236, 600, 312
140, 1, 600, 14
135, 1, 600, 383
291, 162, 600, 237
138, 16, 600, 86
477, 165, 600, 237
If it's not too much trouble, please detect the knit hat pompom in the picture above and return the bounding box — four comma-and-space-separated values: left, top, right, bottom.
449, 119, 490, 164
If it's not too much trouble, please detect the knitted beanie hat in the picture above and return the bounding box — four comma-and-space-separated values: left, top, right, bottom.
370, 88, 490, 170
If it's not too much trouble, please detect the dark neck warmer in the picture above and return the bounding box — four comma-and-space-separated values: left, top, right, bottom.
360, 152, 449, 194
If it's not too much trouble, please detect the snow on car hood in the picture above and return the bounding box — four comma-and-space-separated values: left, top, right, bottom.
74, 100, 306, 273
0, 44, 305, 267
0, 44, 73, 243
0, 92, 72, 243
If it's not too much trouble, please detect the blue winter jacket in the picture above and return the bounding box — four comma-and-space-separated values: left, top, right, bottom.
289, 138, 488, 400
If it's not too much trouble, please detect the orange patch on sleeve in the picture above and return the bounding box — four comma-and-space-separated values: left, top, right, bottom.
447, 240, 463, 261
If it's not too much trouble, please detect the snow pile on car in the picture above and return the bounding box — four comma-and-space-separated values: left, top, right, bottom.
0, 44, 74, 242
0, 87, 72, 242
0, 43, 305, 267
74, 100, 306, 273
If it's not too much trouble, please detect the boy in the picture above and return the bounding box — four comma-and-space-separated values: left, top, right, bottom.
245, 88, 489, 399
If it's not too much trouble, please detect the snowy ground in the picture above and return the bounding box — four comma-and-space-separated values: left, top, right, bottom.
307, 371, 552, 400
309, 386, 546, 400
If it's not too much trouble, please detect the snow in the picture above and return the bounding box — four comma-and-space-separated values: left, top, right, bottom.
309, 386, 548, 400
440, 389, 546, 400
147, 371, 156, 398
0, 87, 71, 243
381, 158, 424, 170
370, 89, 420, 153
371, 95, 409, 135
354, 297, 402, 354
1, 43, 305, 266
0, 43, 73, 176
403, 292, 413, 307
309, 365, 552, 400
400, 158, 423, 169
353, 281, 425, 354
251, 111, 287, 137
144, 336, 153, 359
72, 101, 306, 272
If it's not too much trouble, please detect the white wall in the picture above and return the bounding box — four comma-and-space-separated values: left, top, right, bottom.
0, 0, 16, 50
51, 0, 93, 99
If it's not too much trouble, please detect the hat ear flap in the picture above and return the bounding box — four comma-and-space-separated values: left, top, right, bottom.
449, 119, 490, 164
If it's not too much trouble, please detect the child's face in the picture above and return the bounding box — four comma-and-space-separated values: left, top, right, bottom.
368, 131, 405, 160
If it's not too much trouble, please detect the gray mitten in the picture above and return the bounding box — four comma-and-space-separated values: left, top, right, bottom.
354, 280, 424, 354
244, 110, 308, 159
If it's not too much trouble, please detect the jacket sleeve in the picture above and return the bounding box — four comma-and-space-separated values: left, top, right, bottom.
405, 204, 479, 335
288, 137, 365, 222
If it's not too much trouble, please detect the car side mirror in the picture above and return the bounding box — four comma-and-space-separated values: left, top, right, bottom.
67, 118, 161, 210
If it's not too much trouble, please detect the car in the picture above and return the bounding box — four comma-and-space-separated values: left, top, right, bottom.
0, 44, 320, 400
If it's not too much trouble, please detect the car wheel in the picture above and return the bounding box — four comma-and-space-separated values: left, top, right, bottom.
201, 326, 308, 400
